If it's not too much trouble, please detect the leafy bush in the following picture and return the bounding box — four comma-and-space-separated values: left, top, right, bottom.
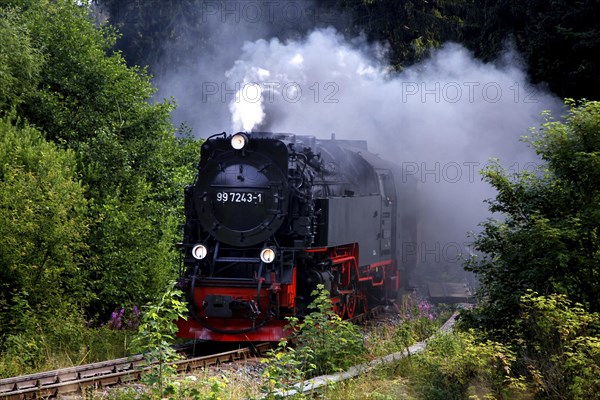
164, 375, 228, 400
514, 291, 600, 399
261, 284, 366, 397
406, 330, 526, 400
457, 291, 600, 399
131, 282, 188, 398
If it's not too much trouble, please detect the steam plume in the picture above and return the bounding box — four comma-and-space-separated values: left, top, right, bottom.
157, 20, 561, 285
222, 28, 561, 283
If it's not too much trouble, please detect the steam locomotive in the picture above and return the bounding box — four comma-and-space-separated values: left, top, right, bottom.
176, 132, 418, 341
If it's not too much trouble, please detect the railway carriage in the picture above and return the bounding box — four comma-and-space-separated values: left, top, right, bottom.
176, 132, 418, 341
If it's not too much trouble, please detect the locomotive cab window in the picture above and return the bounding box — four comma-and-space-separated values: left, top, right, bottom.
377, 170, 396, 204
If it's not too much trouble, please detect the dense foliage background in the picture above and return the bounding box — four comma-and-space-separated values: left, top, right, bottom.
93, 0, 599, 100
0, 0, 200, 372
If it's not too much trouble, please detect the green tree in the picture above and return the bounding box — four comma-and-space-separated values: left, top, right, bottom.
464, 100, 600, 338
0, 0, 201, 320
0, 117, 89, 337
93, 1, 599, 100
92, 0, 200, 75
0, 7, 41, 114
94, 0, 465, 75
334, 0, 464, 69
461, 0, 600, 99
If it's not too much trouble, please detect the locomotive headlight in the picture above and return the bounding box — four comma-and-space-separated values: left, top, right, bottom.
191, 244, 208, 260
231, 133, 248, 150
260, 247, 276, 263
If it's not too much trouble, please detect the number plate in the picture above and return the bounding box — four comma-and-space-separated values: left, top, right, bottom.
215, 191, 264, 204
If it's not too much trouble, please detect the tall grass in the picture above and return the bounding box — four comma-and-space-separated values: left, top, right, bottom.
0, 304, 139, 378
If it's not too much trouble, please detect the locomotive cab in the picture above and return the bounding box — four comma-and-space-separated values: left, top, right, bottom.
193, 133, 290, 247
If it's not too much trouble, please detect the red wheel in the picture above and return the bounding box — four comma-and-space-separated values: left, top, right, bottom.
345, 263, 360, 319
346, 291, 357, 319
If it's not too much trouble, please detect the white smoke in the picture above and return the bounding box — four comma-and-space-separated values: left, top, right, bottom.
229, 82, 265, 131
222, 28, 562, 281
225, 28, 559, 161
157, 19, 561, 284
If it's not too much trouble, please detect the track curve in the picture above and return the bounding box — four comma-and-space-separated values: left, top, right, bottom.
0, 343, 272, 399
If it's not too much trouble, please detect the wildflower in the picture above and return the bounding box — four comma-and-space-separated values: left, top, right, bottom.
108, 309, 123, 329
127, 305, 141, 329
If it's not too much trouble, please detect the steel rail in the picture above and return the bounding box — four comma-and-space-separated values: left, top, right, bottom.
0, 343, 272, 400
0, 307, 387, 399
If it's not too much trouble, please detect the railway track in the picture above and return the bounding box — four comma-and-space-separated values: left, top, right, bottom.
0, 343, 272, 400
0, 306, 389, 399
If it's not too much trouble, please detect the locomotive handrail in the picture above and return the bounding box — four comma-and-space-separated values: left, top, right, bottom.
209, 184, 271, 189
215, 256, 261, 263
206, 131, 227, 141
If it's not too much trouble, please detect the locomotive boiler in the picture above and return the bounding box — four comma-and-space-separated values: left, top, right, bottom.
176, 132, 418, 341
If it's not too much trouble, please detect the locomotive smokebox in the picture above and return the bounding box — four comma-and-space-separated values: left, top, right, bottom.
193, 137, 290, 247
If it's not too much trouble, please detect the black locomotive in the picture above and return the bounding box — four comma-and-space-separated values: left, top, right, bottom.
176, 132, 418, 341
